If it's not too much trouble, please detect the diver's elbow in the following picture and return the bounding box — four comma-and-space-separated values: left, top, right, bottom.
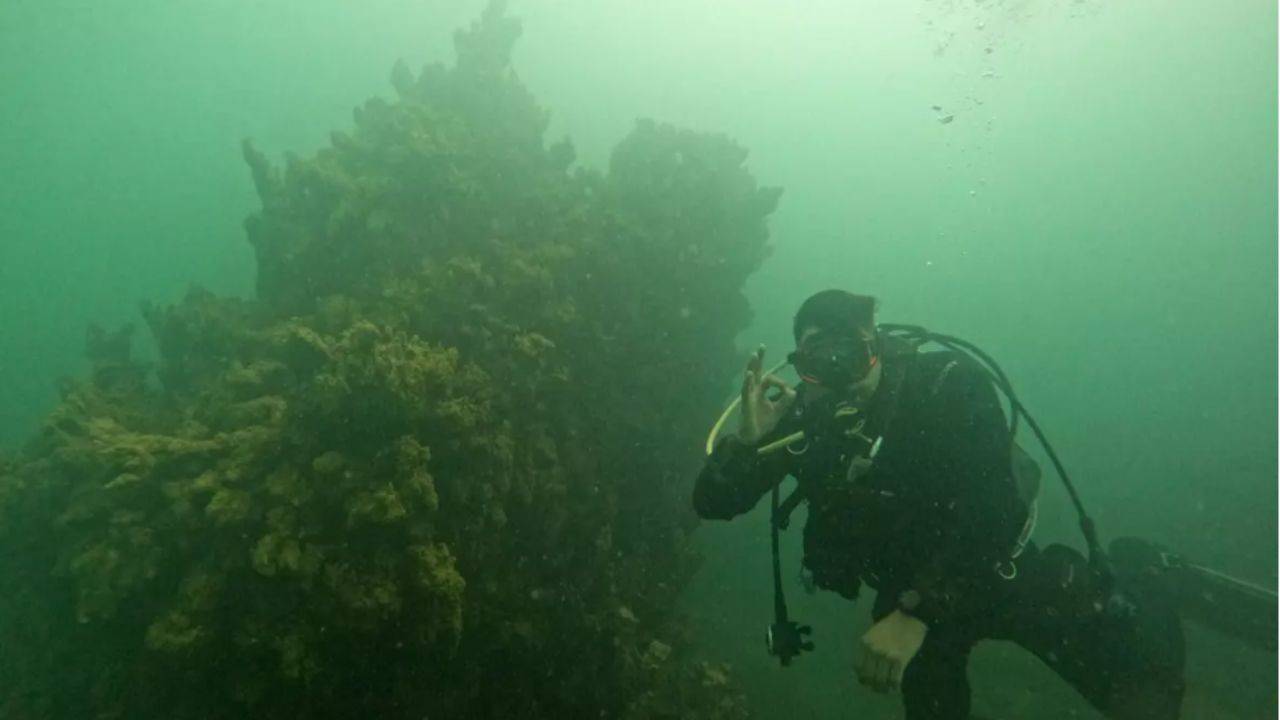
691, 483, 734, 520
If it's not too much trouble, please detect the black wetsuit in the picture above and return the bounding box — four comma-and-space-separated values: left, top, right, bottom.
694, 349, 1185, 719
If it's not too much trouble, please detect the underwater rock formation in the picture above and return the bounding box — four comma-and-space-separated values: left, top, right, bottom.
0, 4, 776, 720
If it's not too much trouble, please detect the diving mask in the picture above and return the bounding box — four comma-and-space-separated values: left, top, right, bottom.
787, 331, 878, 388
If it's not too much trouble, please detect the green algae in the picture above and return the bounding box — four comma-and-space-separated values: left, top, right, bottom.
0, 4, 774, 719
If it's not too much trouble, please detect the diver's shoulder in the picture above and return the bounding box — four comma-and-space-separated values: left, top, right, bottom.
906, 348, 966, 374
904, 349, 987, 394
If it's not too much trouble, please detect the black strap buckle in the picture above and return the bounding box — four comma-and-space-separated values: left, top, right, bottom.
766, 620, 814, 666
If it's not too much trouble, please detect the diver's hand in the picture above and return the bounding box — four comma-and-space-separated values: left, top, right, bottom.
739, 346, 796, 445
855, 610, 927, 694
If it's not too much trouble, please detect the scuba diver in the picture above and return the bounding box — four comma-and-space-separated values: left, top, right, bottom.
694, 289, 1275, 720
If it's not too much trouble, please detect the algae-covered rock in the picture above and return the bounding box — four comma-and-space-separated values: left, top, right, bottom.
0, 4, 772, 719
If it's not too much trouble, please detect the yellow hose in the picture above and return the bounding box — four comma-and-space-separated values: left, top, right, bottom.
755, 430, 805, 456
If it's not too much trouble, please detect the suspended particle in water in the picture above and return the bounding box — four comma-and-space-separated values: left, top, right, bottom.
938, 114, 955, 124
969, 189, 977, 197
